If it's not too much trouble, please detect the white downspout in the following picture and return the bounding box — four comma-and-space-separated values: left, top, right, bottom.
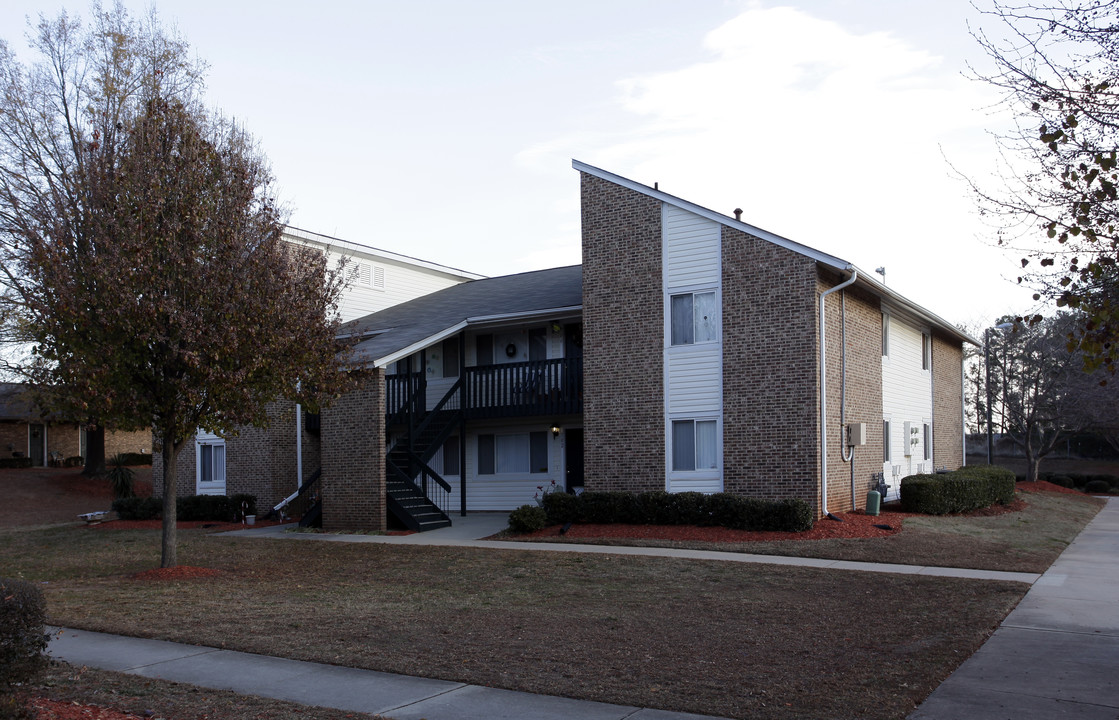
819, 266, 857, 518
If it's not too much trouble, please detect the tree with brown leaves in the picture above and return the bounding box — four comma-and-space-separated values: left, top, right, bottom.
0, 6, 349, 567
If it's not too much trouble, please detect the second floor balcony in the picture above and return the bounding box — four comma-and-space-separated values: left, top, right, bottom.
386, 356, 583, 422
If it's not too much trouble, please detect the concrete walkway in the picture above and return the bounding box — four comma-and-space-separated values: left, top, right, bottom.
910, 497, 1119, 719
47, 626, 726, 720
46, 501, 1119, 719
226, 512, 1042, 584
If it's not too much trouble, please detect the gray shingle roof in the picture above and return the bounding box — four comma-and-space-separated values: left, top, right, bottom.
346, 265, 582, 366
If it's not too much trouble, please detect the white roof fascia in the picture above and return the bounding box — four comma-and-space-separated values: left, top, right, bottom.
465, 305, 583, 327
850, 266, 980, 346
572, 159, 849, 272
369, 305, 584, 368
573, 160, 977, 347
371, 321, 470, 369
282, 226, 485, 281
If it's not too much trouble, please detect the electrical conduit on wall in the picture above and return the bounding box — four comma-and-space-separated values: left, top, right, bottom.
819, 267, 857, 519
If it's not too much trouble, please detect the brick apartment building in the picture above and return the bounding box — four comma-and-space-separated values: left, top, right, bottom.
154, 162, 975, 531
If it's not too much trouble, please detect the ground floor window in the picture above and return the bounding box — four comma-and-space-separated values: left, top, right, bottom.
671, 419, 718, 472
478, 431, 548, 474
196, 438, 226, 493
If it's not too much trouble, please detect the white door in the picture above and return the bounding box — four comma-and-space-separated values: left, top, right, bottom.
196, 439, 226, 495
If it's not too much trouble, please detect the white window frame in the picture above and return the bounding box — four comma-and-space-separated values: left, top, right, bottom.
668, 417, 720, 474
195, 434, 226, 495
477, 431, 548, 475
668, 289, 719, 347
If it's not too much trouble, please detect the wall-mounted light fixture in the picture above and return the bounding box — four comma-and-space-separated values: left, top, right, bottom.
551, 423, 561, 438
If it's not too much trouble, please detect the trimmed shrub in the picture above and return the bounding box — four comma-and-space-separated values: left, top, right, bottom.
902, 467, 1016, 515
178, 493, 256, 522
1084, 479, 1112, 494
542, 490, 813, 533
507, 504, 547, 533
1048, 474, 1075, 489
0, 458, 32, 469
1067, 473, 1088, 487
0, 578, 48, 691
112, 496, 161, 520
541, 491, 582, 524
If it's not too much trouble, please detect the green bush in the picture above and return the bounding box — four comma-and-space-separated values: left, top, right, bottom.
540, 491, 582, 524
901, 467, 1016, 515
0, 578, 48, 691
105, 454, 136, 500
541, 490, 814, 533
1067, 473, 1088, 487
0, 458, 32, 469
111, 496, 161, 520
178, 493, 256, 522
507, 504, 548, 533
1048, 474, 1075, 489
1084, 479, 1112, 494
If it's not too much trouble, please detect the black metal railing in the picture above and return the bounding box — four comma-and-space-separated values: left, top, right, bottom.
387, 358, 581, 420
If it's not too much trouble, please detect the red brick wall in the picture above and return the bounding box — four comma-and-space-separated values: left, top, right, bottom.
932, 333, 964, 470
721, 226, 819, 505
152, 402, 320, 506
580, 172, 666, 493
818, 274, 883, 514
322, 369, 386, 531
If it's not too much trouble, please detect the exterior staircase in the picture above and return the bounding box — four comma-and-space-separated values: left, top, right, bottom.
385, 383, 462, 531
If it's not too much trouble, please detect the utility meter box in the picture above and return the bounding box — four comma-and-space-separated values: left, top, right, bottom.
846, 423, 867, 447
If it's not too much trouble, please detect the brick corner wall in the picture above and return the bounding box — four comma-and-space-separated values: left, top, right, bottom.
818, 273, 884, 515
321, 369, 386, 531
580, 172, 665, 493
932, 333, 965, 470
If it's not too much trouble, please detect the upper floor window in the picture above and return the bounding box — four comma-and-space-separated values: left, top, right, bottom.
442, 337, 459, 378
882, 313, 890, 357
922, 333, 931, 370
670, 291, 717, 346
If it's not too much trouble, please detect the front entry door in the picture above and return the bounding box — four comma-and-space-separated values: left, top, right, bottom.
564, 429, 584, 494
29, 424, 45, 466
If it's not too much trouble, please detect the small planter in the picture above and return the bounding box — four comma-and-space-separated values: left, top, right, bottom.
244, 515, 256, 525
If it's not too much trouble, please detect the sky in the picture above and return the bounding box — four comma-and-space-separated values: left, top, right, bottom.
0, 0, 1045, 333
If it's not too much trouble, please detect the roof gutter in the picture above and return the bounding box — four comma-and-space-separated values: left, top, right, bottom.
820, 266, 857, 519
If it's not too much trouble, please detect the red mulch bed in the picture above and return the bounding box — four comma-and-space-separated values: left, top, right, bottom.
1017, 479, 1087, 495
89, 519, 282, 531
31, 697, 145, 720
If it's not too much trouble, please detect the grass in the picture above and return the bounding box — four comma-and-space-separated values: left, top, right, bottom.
3, 493, 1103, 720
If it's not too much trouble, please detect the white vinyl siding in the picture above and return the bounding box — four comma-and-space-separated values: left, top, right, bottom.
663, 204, 722, 493
882, 312, 934, 490
282, 230, 470, 323
441, 427, 563, 511
664, 205, 720, 288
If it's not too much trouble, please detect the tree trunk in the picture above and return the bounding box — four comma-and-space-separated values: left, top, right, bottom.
160, 429, 180, 568
1024, 430, 1041, 482
81, 425, 106, 476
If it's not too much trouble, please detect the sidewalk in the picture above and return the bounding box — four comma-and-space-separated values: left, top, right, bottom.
910, 497, 1119, 719
47, 627, 728, 720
